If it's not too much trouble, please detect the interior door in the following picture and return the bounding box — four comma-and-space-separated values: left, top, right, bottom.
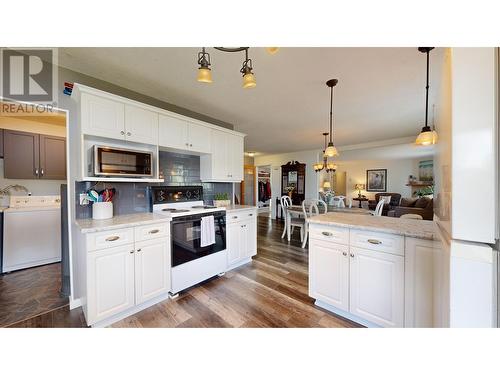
241, 165, 256, 205
158, 114, 189, 149
134, 239, 170, 304
188, 122, 211, 153
87, 245, 135, 325
81, 93, 125, 140
309, 239, 349, 311
3, 130, 39, 179
39, 134, 66, 180
124, 105, 159, 145
349, 246, 404, 327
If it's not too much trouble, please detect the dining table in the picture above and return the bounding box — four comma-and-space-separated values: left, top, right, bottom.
284, 204, 371, 242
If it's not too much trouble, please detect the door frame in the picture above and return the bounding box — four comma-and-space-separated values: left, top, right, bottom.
240, 164, 256, 205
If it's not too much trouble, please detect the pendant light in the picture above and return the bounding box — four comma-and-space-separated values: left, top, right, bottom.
325, 79, 339, 157
240, 49, 256, 89
314, 132, 329, 172
197, 47, 213, 83
415, 47, 437, 146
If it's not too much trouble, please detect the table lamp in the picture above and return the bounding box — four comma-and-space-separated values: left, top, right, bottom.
354, 184, 365, 198
323, 181, 331, 190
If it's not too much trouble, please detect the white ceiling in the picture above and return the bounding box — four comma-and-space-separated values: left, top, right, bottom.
58, 47, 444, 155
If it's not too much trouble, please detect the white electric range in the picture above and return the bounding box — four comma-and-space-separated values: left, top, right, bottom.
150, 186, 227, 295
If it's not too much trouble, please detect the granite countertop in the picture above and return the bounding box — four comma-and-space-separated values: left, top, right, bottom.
308, 212, 436, 240
224, 205, 258, 212
76, 213, 171, 234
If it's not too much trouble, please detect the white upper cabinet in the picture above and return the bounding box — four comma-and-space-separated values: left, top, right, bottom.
81, 93, 125, 140
124, 105, 159, 145
200, 129, 244, 182
158, 114, 189, 149
187, 122, 211, 153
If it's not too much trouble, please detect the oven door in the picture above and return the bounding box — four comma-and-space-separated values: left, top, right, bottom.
171, 212, 226, 267
94, 146, 153, 177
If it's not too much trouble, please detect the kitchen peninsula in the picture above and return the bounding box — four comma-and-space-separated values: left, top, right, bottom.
308, 212, 441, 328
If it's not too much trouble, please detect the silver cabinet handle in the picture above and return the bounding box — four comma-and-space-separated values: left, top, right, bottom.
120, 130, 125, 135
40, 168, 44, 176
350, 253, 355, 258
190, 143, 193, 147
322, 231, 333, 237
367, 239, 382, 245
130, 250, 134, 254
149, 229, 160, 234
185, 142, 189, 146
127, 132, 131, 136
248, 213, 253, 216
232, 216, 238, 219
136, 249, 141, 252
342, 251, 347, 256
35, 168, 39, 176
105, 236, 120, 242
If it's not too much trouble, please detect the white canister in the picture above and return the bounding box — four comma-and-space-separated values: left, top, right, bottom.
92, 202, 113, 220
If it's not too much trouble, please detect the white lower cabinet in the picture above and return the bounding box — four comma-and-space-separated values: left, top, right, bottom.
87, 244, 136, 325
349, 246, 404, 328
84, 223, 171, 326
309, 239, 349, 311
226, 210, 257, 270
134, 239, 171, 305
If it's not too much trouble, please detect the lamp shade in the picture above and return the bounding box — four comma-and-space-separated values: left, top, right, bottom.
415, 126, 434, 146
266, 47, 279, 54
324, 143, 339, 157
323, 181, 331, 189
243, 72, 256, 88
197, 67, 213, 83
354, 184, 365, 191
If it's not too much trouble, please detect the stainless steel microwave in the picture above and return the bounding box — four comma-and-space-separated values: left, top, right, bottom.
93, 145, 153, 177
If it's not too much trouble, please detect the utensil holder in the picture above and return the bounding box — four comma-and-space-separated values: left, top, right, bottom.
92, 202, 113, 220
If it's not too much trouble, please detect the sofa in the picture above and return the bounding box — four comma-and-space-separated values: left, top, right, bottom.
387, 197, 434, 220
368, 193, 402, 216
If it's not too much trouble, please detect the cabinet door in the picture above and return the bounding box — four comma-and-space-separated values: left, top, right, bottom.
124, 105, 159, 145
158, 114, 189, 149
81, 93, 125, 140
227, 222, 241, 266
349, 246, 404, 327
244, 217, 257, 258
210, 129, 228, 179
39, 134, 66, 179
3, 130, 39, 179
135, 239, 170, 304
187, 122, 211, 153
227, 133, 244, 181
309, 239, 349, 311
87, 245, 135, 325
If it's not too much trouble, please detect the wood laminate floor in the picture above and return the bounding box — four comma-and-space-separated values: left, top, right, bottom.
6, 217, 360, 328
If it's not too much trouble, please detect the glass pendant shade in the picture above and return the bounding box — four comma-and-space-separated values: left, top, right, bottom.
242, 72, 256, 88
314, 162, 324, 172
326, 162, 337, 172
197, 67, 213, 83
266, 47, 279, 54
415, 126, 434, 146
431, 130, 438, 144
324, 143, 339, 157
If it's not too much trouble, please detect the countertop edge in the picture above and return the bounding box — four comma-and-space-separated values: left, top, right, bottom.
76, 215, 172, 234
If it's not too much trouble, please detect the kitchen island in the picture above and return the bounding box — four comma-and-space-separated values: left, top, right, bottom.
308, 212, 440, 328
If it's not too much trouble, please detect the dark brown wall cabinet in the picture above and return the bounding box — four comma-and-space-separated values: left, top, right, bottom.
3, 130, 66, 180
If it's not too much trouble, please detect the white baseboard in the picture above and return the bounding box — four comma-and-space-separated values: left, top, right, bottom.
314, 300, 379, 328
69, 297, 82, 310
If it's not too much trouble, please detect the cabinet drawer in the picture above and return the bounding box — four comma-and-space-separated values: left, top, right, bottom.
89, 228, 134, 251
134, 223, 170, 242
349, 229, 404, 256
227, 210, 256, 224
309, 224, 349, 245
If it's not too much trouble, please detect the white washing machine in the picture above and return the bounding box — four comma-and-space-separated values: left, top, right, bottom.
2, 196, 61, 273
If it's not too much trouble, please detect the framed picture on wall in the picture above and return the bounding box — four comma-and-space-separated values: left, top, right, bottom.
366, 169, 387, 192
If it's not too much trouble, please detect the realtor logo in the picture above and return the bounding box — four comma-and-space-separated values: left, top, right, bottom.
1, 48, 57, 103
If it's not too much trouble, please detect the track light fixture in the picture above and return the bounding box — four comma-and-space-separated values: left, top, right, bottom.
196, 47, 274, 88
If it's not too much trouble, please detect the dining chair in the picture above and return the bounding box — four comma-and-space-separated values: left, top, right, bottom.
280, 195, 292, 239
332, 195, 346, 208
301, 199, 323, 248
346, 197, 353, 208
400, 213, 423, 220
371, 200, 385, 216
281, 195, 304, 242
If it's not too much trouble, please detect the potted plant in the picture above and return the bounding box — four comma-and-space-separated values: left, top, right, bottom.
213, 193, 231, 207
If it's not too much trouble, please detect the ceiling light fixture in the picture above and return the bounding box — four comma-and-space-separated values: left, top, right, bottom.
325, 79, 339, 157
197, 47, 212, 83
314, 132, 329, 172
415, 47, 437, 146
197, 47, 269, 89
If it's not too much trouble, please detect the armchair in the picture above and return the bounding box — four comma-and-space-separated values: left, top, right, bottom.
367, 193, 401, 216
